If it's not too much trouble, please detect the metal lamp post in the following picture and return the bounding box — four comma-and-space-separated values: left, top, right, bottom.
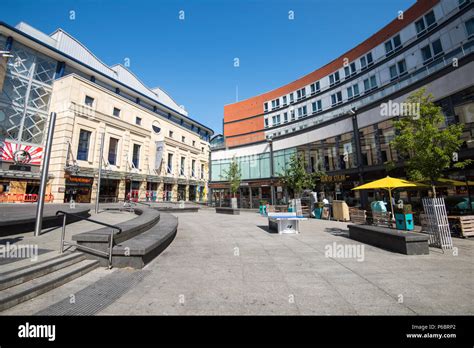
95, 132, 105, 214
34, 112, 56, 237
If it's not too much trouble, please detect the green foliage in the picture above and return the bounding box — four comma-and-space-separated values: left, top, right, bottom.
391, 88, 472, 196
278, 153, 324, 198
223, 156, 241, 197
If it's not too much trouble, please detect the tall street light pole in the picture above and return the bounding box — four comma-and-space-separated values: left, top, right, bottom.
95, 132, 105, 214
34, 112, 56, 237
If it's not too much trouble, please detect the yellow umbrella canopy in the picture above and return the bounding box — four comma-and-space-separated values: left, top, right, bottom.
352, 176, 426, 219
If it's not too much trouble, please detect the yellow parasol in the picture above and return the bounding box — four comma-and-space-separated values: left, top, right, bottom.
352, 176, 427, 220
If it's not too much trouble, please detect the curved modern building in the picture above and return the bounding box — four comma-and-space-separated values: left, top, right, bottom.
211, 0, 474, 208
0, 21, 213, 203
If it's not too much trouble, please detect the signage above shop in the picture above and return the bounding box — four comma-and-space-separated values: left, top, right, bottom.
0, 140, 43, 165
320, 175, 349, 183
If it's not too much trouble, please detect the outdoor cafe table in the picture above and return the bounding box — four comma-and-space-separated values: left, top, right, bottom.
267, 212, 307, 234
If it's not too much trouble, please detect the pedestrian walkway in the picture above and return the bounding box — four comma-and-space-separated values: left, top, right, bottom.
2, 210, 473, 315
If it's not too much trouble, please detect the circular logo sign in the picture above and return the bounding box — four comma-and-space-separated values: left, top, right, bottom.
13, 149, 32, 164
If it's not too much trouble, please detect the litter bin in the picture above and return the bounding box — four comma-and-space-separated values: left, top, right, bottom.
395, 213, 414, 231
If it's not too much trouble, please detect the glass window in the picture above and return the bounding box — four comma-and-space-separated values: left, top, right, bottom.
367, 52, 373, 64
389, 65, 398, 79
108, 138, 119, 165
132, 144, 140, 168
397, 59, 407, 74
264, 102, 268, 112
364, 78, 370, 91
284, 112, 288, 122
113, 107, 120, 117
353, 84, 359, 96
283, 96, 287, 105
84, 95, 94, 107
169, 130, 174, 138
344, 66, 350, 77
360, 56, 367, 68
415, 19, 425, 33
425, 11, 436, 27
264, 118, 269, 128
180, 157, 185, 174
393, 34, 401, 48
466, 18, 474, 36
135, 117, 142, 125
167, 153, 173, 173
370, 76, 377, 88
432, 39, 443, 55
77, 129, 91, 161
290, 93, 294, 103
421, 45, 432, 61
385, 40, 393, 53
347, 87, 353, 99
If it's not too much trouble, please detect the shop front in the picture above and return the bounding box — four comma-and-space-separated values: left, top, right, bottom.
177, 184, 187, 201
99, 178, 120, 203
64, 175, 93, 203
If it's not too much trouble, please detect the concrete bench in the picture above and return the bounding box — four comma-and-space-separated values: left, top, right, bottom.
348, 224, 429, 255
112, 212, 178, 268
268, 212, 307, 234
216, 207, 240, 215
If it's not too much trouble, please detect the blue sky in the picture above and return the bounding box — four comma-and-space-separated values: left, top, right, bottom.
3, 0, 415, 133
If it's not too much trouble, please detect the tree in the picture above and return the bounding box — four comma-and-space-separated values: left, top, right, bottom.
223, 156, 241, 198
278, 153, 323, 198
391, 88, 472, 197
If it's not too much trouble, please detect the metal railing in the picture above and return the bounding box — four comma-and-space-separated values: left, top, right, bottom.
56, 210, 122, 269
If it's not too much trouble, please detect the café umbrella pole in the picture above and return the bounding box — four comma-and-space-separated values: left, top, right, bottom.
34, 112, 56, 237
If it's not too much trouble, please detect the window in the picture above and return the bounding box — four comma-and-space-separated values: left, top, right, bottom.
167, 153, 173, 173
389, 59, 407, 80
108, 138, 119, 165
297, 106, 307, 118
271, 99, 280, 109
290, 110, 295, 121
421, 45, 432, 62
416, 10, 436, 35
201, 164, 205, 179
344, 62, 356, 78
283, 112, 288, 123
331, 92, 342, 106
264, 118, 269, 128
329, 71, 340, 86
169, 130, 174, 138
182, 136, 186, 143
192, 160, 196, 177
84, 95, 94, 107
296, 88, 306, 100
363, 76, 377, 92
310, 81, 320, 94
132, 144, 140, 168
347, 84, 359, 100
360, 52, 373, 71
466, 18, 474, 37
275, 114, 281, 125
180, 157, 185, 175
289, 93, 294, 103
201, 147, 204, 153
192, 140, 196, 147
113, 107, 121, 117
135, 117, 142, 125
312, 100, 322, 113
385, 34, 402, 55
152, 121, 161, 134
282, 96, 287, 105
264, 102, 268, 112
77, 129, 91, 161
432, 39, 443, 56
421, 39, 443, 63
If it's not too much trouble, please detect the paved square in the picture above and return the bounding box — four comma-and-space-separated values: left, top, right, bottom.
3, 209, 473, 315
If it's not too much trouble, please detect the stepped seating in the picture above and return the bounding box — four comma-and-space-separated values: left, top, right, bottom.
112, 213, 178, 268
0, 252, 98, 312
71, 207, 177, 268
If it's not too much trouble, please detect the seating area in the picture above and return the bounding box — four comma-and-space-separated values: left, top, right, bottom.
348, 224, 429, 255
71, 206, 177, 268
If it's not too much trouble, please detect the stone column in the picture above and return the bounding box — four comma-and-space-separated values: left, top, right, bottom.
118, 179, 126, 201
